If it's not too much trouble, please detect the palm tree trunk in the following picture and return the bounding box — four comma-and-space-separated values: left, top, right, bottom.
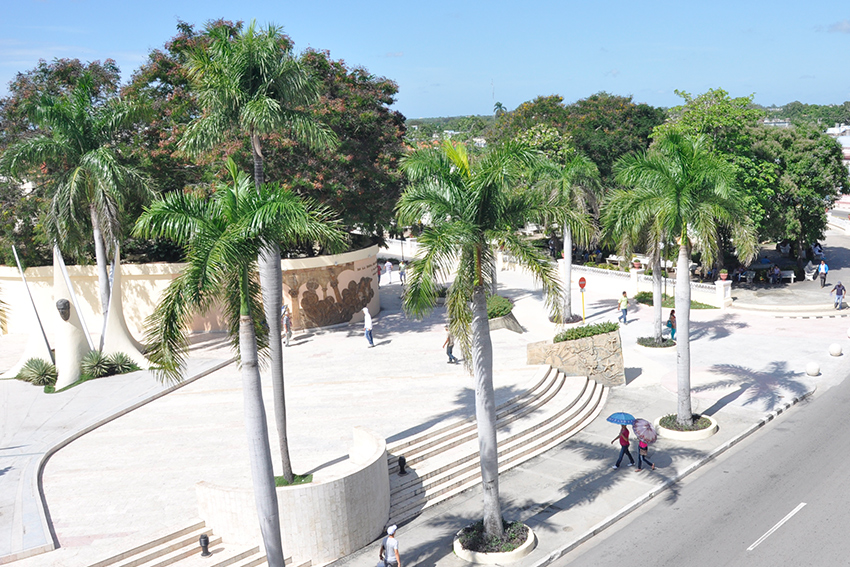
652, 256, 662, 344
259, 244, 295, 482
471, 286, 503, 539
251, 132, 295, 481
562, 225, 573, 319
238, 306, 285, 567
90, 207, 111, 319
675, 241, 693, 426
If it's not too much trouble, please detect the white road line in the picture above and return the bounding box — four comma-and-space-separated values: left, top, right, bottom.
747, 502, 807, 551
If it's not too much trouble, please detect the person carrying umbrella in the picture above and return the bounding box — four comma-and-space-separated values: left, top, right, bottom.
633, 418, 657, 471
610, 424, 635, 469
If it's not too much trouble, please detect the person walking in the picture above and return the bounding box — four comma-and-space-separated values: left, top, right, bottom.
667, 309, 677, 341
385, 260, 393, 284
635, 438, 655, 471
376, 262, 382, 286
379, 525, 401, 567
818, 260, 829, 288
442, 325, 458, 363
831, 281, 846, 310
617, 291, 629, 324
398, 261, 406, 286
610, 424, 635, 469
362, 307, 374, 347
282, 306, 293, 347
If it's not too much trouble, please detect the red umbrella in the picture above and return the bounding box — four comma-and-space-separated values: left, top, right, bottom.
633, 419, 657, 444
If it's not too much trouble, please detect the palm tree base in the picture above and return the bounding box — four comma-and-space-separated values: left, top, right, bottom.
550, 313, 583, 324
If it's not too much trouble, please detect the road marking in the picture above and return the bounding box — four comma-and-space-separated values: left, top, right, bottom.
747, 502, 807, 551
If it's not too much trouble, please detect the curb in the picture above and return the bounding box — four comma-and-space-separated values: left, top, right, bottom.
527, 388, 816, 567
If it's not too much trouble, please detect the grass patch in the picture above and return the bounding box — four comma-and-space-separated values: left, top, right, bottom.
274, 474, 313, 487
637, 337, 676, 348
554, 321, 618, 343
659, 414, 713, 431
487, 295, 514, 319
457, 520, 528, 553
634, 292, 716, 309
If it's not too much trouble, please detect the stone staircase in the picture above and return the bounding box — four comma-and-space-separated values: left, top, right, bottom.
85, 521, 309, 567
386, 366, 608, 526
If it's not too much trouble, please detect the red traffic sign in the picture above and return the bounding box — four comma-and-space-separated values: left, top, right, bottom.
578, 277, 586, 289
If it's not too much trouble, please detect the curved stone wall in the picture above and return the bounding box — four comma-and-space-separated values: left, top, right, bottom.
196, 427, 389, 563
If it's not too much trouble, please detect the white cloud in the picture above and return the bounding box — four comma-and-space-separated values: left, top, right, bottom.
828, 20, 850, 33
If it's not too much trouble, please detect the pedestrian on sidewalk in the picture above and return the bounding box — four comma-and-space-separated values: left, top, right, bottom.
363, 307, 374, 347
667, 309, 676, 341
385, 260, 394, 284
377, 262, 382, 287
635, 439, 655, 471
831, 281, 846, 310
443, 325, 458, 363
611, 424, 635, 468
818, 260, 829, 288
617, 291, 629, 324
282, 306, 293, 347
398, 261, 406, 286
379, 525, 400, 567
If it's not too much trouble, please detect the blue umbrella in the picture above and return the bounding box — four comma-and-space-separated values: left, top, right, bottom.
607, 412, 635, 425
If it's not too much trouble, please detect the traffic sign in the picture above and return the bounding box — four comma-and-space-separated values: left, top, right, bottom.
578, 277, 586, 289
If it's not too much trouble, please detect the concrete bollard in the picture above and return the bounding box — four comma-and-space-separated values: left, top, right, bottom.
806, 362, 820, 376
830, 343, 843, 357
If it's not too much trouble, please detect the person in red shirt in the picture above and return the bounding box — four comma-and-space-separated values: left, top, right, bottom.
610, 424, 635, 469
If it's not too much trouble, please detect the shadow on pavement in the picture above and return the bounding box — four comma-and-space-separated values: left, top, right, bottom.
698, 361, 810, 415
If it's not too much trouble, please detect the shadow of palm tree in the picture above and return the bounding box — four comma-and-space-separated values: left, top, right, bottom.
697, 361, 810, 415
688, 315, 749, 342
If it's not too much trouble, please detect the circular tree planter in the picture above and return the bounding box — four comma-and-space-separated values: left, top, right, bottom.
635, 337, 676, 350
654, 415, 718, 441
453, 525, 536, 564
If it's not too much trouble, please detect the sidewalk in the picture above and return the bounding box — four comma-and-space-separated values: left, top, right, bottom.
3, 239, 850, 566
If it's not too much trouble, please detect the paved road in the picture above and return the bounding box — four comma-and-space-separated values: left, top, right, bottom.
553, 369, 850, 567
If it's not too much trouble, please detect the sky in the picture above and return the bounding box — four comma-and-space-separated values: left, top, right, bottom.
2, 1, 850, 118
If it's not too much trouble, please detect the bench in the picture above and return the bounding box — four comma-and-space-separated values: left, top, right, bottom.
606, 255, 627, 267
780, 270, 796, 283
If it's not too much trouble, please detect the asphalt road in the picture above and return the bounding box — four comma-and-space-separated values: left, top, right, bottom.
554, 373, 850, 567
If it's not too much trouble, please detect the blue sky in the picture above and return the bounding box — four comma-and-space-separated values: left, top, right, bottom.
2, 1, 850, 118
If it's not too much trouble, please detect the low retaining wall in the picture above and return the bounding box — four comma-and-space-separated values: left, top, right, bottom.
196, 427, 389, 563
0, 246, 380, 339
527, 330, 625, 387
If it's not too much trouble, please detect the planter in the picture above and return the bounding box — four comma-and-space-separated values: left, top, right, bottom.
453, 525, 536, 564
654, 415, 718, 441
489, 311, 523, 334
719, 272, 728, 281
632, 262, 642, 269
527, 329, 625, 387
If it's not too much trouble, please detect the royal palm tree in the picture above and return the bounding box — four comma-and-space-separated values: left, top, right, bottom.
179, 21, 337, 482
535, 154, 599, 322
613, 133, 757, 425
134, 159, 342, 567
398, 140, 562, 539
1, 73, 151, 321
493, 101, 506, 118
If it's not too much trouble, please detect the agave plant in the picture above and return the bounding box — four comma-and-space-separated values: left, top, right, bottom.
106, 352, 140, 374
17, 358, 58, 386
81, 350, 113, 378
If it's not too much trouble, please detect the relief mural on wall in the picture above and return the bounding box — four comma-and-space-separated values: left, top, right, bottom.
282, 261, 374, 330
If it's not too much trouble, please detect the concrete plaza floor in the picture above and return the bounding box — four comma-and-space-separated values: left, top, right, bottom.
3, 228, 850, 566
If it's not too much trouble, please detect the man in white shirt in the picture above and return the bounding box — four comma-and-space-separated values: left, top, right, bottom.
362, 307, 374, 347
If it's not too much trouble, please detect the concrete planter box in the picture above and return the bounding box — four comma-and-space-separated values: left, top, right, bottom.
453, 525, 536, 564
527, 329, 625, 387
654, 415, 719, 440
489, 311, 523, 333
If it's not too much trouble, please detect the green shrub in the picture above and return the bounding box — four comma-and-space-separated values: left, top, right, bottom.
457, 519, 529, 553
659, 414, 713, 431
106, 352, 140, 374
637, 336, 676, 348
81, 350, 113, 378
487, 295, 514, 319
634, 292, 716, 309
554, 321, 619, 342
17, 358, 57, 386
436, 285, 448, 298
274, 473, 313, 487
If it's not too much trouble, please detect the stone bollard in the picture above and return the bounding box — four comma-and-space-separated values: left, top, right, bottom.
806, 362, 820, 376
830, 343, 843, 357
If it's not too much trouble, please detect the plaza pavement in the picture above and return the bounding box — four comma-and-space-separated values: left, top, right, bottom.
2, 228, 850, 566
